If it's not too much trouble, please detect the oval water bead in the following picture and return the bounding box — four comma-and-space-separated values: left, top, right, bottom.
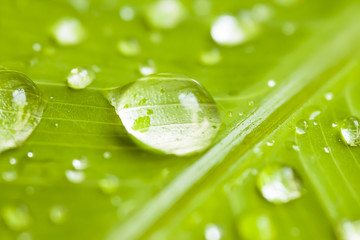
106, 73, 221, 156
51, 17, 86, 46
144, 0, 187, 30
0, 71, 45, 153
257, 164, 303, 204
67, 67, 95, 90
340, 116, 360, 147
211, 14, 260, 47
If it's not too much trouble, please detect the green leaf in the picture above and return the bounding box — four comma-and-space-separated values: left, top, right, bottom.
1, 0, 360, 240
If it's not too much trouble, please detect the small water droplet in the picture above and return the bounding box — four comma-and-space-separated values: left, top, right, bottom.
17, 232, 32, 240
0, 71, 45, 153
72, 157, 89, 170
266, 140, 275, 147
2, 170, 18, 182
282, 22, 296, 35
68, 0, 89, 12
324, 92, 333, 101
139, 60, 156, 76
27, 152, 34, 158
65, 170, 85, 184
211, 14, 260, 47
55, 123, 59, 127
267, 80, 276, 88
292, 144, 300, 151
309, 110, 321, 121
340, 116, 360, 146
98, 174, 120, 195
193, 0, 212, 16
237, 213, 275, 240
338, 219, 360, 240
332, 122, 338, 128
324, 147, 330, 153
10, 158, 18, 165
296, 120, 308, 135
248, 100, 255, 107
67, 67, 95, 90
204, 223, 222, 240
226, 111, 233, 118
51, 17, 86, 46
32, 43, 42, 52
251, 4, 274, 22
119, 5, 135, 21
145, 0, 187, 30
117, 38, 141, 57
257, 164, 303, 204
49, 206, 67, 224
200, 48, 221, 66
1, 205, 31, 231
105, 73, 222, 156
104, 152, 112, 159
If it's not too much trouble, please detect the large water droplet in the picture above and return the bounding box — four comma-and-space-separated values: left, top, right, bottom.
340, 116, 360, 147
257, 165, 303, 204
49, 206, 67, 224
1, 205, 31, 231
211, 14, 260, 47
338, 220, 360, 240
51, 17, 86, 46
295, 120, 308, 135
0, 71, 45, 153
204, 223, 222, 240
67, 67, 95, 90
105, 73, 221, 156
144, 0, 187, 30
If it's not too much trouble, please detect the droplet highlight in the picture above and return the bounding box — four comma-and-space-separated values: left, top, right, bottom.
67, 67, 95, 90
340, 116, 360, 147
51, 17, 86, 46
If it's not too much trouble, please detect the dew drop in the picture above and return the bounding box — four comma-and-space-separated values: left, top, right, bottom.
292, 144, 300, 152
211, 14, 260, 47
324, 92, 333, 101
105, 73, 222, 156
117, 38, 141, 57
204, 223, 222, 240
103, 152, 112, 159
139, 60, 156, 76
65, 170, 85, 184
332, 122, 338, 128
200, 48, 222, 66
51, 17, 86, 46
266, 140, 275, 147
10, 158, 18, 165
267, 80, 276, 88
324, 147, 330, 153
72, 157, 89, 170
295, 120, 308, 135
49, 206, 67, 224
2, 170, 18, 182
67, 67, 95, 90
257, 164, 302, 204
119, 5, 135, 22
0, 71, 45, 153
27, 152, 34, 158
98, 174, 120, 195
340, 116, 360, 147
237, 213, 275, 240
282, 22, 296, 35
1, 205, 31, 231
144, 0, 187, 30
32, 43, 42, 52
338, 220, 360, 240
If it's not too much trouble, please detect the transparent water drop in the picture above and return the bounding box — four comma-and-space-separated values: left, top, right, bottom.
309, 110, 321, 121
193, 0, 212, 16
211, 14, 260, 47
144, 0, 187, 30
72, 157, 89, 170
103, 151, 111, 159
67, 67, 95, 90
119, 5, 135, 21
266, 140, 275, 147
17, 232, 32, 240
51, 17, 86, 46
237, 213, 275, 240
226, 111, 233, 118
332, 122, 338, 128
32, 43, 42, 52
200, 48, 222, 66
204, 223, 222, 240
324, 147, 330, 153
139, 60, 156, 76
338, 220, 360, 240
65, 170, 85, 184
10, 158, 17, 165
251, 4, 274, 22
98, 174, 120, 195
282, 22, 296, 35
295, 120, 308, 135
340, 116, 360, 147
267, 80, 276, 88
257, 164, 303, 204
292, 144, 300, 151
0, 71, 45, 153
27, 152, 34, 158
1, 205, 31, 231
117, 39, 141, 57
2, 170, 18, 182
105, 73, 222, 156
49, 206, 67, 224
324, 92, 333, 101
